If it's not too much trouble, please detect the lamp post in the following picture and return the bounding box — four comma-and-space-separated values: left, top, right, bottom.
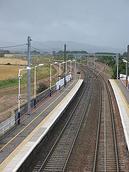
65, 60, 67, 77
116, 54, 119, 80
49, 61, 60, 95
58, 61, 68, 89
64, 44, 67, 86
59, 62, 67, 87
73, 59, 76, 80
70, 60, 72, 74
58, 62, 61, 90
65, 59, 71, 74
66, 60, 72, 80
18, 66, 31, 124
54, 62, 61, 90
27, 36, 32, 115
94, 53, 96, 69
34, 64, 44, 107
75, 59, 77, 80
18, 68, 21, 125
86, 54, 88, 65
61, 61, 67, 84
66, 60, 71, 73
68, 60, 72, 80
122, 59, 128, 87
49, 63, 52, 96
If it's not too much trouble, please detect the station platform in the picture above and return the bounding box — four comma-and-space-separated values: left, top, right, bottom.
109, 79, 129, 151
0, 79, 83, 172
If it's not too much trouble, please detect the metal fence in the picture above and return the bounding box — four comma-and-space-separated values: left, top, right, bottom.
0, 75, 72, 137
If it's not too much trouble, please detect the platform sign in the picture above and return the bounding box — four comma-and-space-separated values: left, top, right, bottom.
120, 73, 129, 88
66, 74, 72, 82
56, 78, 64, 90
56, 74, 72, 90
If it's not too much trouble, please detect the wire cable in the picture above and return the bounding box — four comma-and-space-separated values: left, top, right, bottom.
31, 46, 45, 53
0, 43, 27, 49
31, 46, 41, 51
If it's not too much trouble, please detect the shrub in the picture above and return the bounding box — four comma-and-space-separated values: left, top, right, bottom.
37, 82, 47, 93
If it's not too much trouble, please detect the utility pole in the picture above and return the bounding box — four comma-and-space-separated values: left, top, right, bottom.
27, 36, 32, 115
116, 53, 119, 80
64, 44, 66, 86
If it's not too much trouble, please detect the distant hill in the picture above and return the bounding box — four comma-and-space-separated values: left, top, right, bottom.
95, 52, 116, 55
0, 41, 123, 54
32, 41, 122, 53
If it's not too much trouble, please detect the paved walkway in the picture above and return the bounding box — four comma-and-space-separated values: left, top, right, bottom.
0, 80, 77, 164
109, 79, 129, 151
117, 80, 129, 104
0, 80, 83, 172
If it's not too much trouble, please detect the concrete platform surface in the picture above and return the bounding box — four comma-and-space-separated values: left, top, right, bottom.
117, 80, 129, 104
109, 79, 129, 151
0, 79, 83, 171
0, 80, 78, 165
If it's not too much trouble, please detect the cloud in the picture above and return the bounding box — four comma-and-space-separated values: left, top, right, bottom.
0, 0, 129, 51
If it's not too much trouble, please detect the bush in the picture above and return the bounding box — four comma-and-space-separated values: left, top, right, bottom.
37, 82, 47, 94
6, 63, 11, 65
97, 56, 126, 79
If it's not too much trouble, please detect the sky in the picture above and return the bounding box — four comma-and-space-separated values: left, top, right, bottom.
0, 0, 129, 52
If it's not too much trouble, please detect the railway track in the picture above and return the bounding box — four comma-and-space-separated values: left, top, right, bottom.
65, 65, 120, 172
31, 65, 120, 172
91, 67, 119, 172
65, 66, 103, 171
31, 69, 94, 172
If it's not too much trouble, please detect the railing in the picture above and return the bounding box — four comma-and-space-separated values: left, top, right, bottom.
0, 75, 72, 137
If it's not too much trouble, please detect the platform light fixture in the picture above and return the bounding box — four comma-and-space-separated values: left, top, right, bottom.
34, 64, 44, 107
18, 66, 31, 124
122, 58, 128, 88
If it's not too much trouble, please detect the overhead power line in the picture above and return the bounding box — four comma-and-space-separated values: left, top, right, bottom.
31, 46, 44, 52
0, 43, 27, 49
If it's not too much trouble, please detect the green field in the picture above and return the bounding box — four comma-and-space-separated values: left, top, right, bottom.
0, 55, 65, 89
0, 64, 56, 89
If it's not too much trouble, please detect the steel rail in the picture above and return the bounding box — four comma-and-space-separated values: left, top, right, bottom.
89, 66, 119, 172
32, 69, 92, 172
